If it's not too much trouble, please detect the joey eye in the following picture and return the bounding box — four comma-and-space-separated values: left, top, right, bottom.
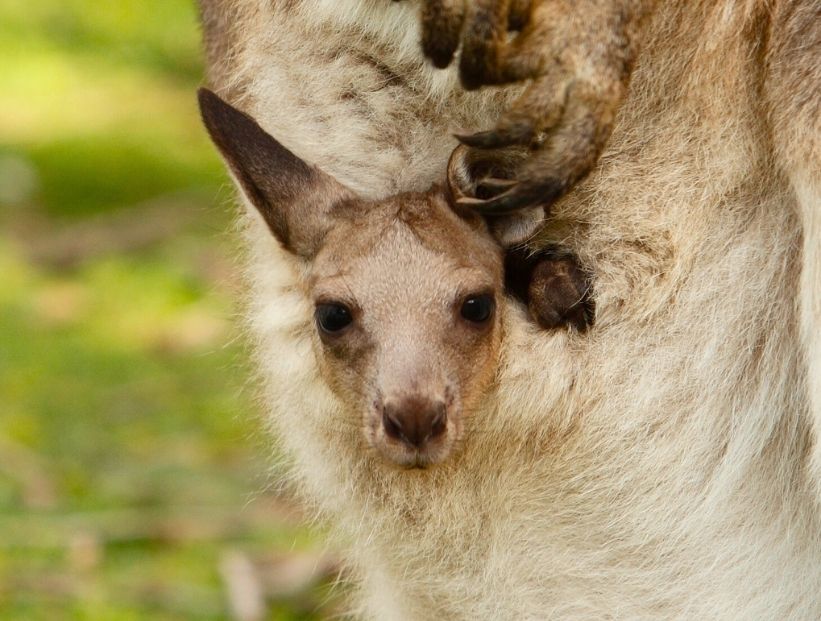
315, 303, 353, 334
460, 293, 495, 324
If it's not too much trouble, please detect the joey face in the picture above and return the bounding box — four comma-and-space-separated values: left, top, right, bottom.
308, 192, 504, 467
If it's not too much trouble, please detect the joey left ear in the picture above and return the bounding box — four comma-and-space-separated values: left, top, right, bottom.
446, 144, 545, 247
198, 88, 354, 258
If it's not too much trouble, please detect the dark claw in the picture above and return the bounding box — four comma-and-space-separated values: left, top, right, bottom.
471, 188, 531, 214
421, 1, 466, 70
454, 131, 506, 149
455, 123, 534, 149
422, 21, 462, 69
476, 177, 518, 200
477, 177, 518, 192
466, 178, 563, 214
455, 196, 489, 208
425, 42, 459, 69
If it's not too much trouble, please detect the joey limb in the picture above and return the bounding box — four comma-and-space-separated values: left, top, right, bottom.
505, 248, 594, 332
446, 142, 594, 331
198, 89, 592, 467
405, 0, 657, 214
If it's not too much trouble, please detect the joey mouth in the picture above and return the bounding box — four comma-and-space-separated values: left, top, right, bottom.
367, 390, 462, 468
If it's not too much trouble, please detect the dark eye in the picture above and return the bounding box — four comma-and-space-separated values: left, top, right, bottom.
315, 303, 353, 334
460, 293, 495, 324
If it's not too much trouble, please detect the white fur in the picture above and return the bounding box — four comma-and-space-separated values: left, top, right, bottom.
796, 173, 821, 491
206, 0, 821, 618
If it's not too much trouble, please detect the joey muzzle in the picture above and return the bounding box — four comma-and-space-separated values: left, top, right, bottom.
381, 396, 448, 449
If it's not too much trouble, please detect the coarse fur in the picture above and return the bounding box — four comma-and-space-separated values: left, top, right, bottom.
198, 1, 821, 619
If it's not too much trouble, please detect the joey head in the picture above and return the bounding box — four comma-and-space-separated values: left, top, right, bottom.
199, 88, 591, 468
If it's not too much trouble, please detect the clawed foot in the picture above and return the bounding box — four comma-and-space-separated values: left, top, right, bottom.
409, 0, 654, 213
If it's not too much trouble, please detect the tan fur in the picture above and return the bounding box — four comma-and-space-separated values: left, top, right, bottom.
199, 0, 821, 618
764, 0, 821, 496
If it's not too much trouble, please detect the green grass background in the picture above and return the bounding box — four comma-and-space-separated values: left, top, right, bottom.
0, 2, 335, 618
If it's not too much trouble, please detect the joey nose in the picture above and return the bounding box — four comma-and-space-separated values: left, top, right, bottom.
382, 398, 447, 448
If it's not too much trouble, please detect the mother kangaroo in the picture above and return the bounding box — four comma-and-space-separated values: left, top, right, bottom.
198, 1, 820, 618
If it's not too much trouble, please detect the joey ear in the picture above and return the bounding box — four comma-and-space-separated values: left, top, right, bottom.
446, 144, 545, 247
198, 88, 354, 257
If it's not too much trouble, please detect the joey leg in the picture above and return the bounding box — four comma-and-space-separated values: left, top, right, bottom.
505, 248, 594, 332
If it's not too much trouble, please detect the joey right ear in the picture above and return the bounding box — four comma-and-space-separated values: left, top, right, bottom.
198, 88, 354, 257
505, 247, 595, 332
447, 144, 545, 247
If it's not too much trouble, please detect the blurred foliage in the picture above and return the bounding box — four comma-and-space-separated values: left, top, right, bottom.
0, 1, 338, 619
0, 0, 221, 218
